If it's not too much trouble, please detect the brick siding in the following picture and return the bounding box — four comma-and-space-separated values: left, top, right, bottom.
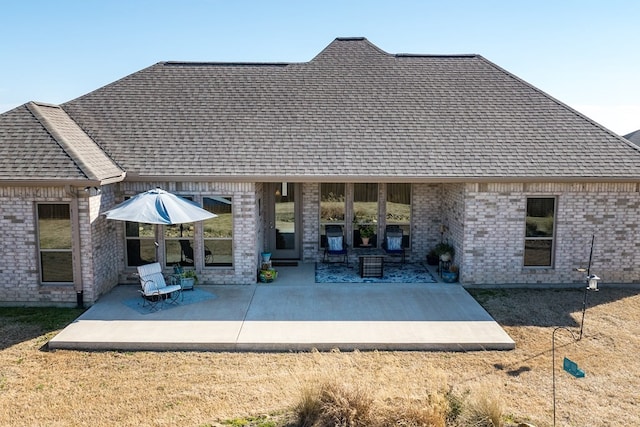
3, 180, 639, 306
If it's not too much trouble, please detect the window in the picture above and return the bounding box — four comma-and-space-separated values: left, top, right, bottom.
165, 222, 195, 267
164, 196, 197, 268
524, 197, 555, 267
274, 183, 295, 250
37, 204, 73, 283
386, 183, 411, 248
320, 183, 345, 247
353, 183, 379, 246
125, 222, 156, 267
203, 196, 233, 266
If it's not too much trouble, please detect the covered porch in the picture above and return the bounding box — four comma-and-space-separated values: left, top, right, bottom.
48, 263, 515, 352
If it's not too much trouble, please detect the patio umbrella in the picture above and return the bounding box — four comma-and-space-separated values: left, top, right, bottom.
103, 188, 217, 224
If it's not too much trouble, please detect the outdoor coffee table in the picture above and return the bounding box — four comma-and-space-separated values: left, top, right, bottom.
358, 255, 384, 278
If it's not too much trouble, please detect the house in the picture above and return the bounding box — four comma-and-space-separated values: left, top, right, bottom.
624, 129, 640, 146
2, 37, 640, 306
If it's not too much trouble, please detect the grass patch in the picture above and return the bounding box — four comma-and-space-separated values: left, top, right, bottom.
467, 289, 509, 305
294, 379, 376, 427
220, 415, 279, 427
1, 288, 639, 426
0, 307, 84, 331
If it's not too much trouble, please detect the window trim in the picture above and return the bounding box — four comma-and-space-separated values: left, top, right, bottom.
36, 202, 74, 284
523, 196, 557, 268
203, 195, 234, 268
318, 183, 412, 249
319, 183, 347, 248
385, 183, 412, 249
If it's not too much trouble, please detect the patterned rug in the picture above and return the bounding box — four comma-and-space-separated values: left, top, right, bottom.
122, 287, 216, 314
315, 262, 437, 283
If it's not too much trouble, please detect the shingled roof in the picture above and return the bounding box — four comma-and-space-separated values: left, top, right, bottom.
0, 102, 124, 184
624, 129, 640, 146
3, 37, 640, 183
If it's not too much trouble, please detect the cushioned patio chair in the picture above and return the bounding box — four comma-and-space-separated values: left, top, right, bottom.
382, 225, 406, 263
137, 262, 183, 311
323, 224, 349, 266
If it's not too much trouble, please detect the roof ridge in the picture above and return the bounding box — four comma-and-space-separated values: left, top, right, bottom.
26, 102, 124, 184
309, 37, 392, 62
162, 61, 289, 67
475, 55, 640, 150
395, 53, 478, 58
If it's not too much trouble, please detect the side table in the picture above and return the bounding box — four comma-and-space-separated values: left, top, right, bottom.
359, 255, 384, 278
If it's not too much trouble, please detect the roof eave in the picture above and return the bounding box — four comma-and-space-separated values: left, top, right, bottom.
0, 172, 126, 187
123, 173, 640, 184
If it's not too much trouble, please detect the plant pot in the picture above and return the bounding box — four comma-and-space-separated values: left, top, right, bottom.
426, 254, 439, 266
259, 269, 277, 283
361, 237, 370, 246
180, 277, 195, 290
441, 270, 458, 283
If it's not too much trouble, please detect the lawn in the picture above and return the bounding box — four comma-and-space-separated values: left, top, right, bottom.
1, 287, 638, 426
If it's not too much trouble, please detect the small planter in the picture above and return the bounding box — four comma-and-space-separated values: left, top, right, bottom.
426, 253, 439, 266
180, 277, 195, 290
259, 269, 277, 283
441, 270, 458, 283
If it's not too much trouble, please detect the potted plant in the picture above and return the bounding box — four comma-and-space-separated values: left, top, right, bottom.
434, 242, 455, 262
358, 224, 375, 246
427, 242, 455, 266
258, 267, 278, 283
426, 248, 439, 265
180, 269, 198, 290
441, 265, 459, 283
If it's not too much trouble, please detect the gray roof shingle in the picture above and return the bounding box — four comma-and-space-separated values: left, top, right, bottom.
624, 129, 640, 146
3, 37, 640, 183
0, 102, 124, 184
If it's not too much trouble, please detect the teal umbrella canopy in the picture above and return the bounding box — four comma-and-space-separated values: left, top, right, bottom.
103, 188, 217, 224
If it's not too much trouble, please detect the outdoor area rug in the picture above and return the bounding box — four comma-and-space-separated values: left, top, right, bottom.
122, 287, 216, 314
315, 262, 437, 284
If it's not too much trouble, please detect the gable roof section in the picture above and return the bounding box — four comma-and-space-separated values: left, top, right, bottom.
0, 102, 124, 185
624, 129, 640, 146
7, 37, 640, 183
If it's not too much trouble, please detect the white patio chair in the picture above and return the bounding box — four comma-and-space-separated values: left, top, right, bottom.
137, 262, 183, 311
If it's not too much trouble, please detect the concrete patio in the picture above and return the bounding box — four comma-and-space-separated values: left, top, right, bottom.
48, 263, 515, 352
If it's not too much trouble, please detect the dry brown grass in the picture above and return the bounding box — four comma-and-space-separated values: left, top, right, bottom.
1, 287, 639, 427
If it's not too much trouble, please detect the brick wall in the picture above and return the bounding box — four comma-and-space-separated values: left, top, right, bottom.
0, 186, 80, 306
3, 180, 639, 306
85, 185, 121, 303
302, 182, 320, 261
410, 183, 445, 260
460, 182, 640, 285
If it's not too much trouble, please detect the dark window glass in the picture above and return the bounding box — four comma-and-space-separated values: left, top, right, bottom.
320, 183, 346, 247
203, 196, 233, 266
524, 198, 555, 267
37, 204, 73, 283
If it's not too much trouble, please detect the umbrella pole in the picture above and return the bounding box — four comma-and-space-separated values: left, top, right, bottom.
154, 225, 161, 265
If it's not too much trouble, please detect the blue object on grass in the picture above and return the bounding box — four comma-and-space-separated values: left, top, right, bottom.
563, 357, 585, 378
